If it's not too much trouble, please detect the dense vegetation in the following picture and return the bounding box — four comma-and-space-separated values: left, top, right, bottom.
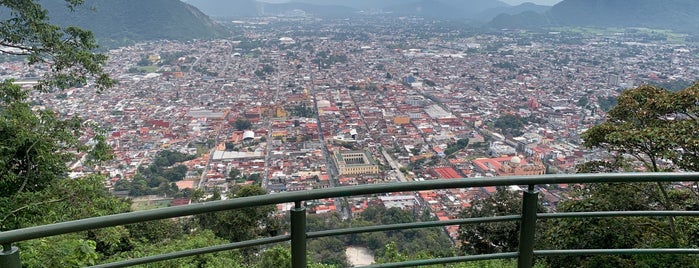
305, 205, 454, 267
40, 0, 228, 46
493, 114, 526, 137
459, 83, 699, 267
490, 0, 699, 33
112, 150, 196, 196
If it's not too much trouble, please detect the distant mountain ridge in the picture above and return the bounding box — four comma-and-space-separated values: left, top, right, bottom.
185, 0, 549, 19
476, 2, 550, 21
41, 0, 228, 44
489, 0, 699, 32
184, 0, 260, 17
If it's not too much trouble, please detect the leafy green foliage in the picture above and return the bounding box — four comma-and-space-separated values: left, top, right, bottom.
0, 82, 81, 197
39, 0, 228, 45
256, 245, 291, 268
597, 95, 617, 112
312, 51, 347, 69
458, 187, 545, 255
1, 0, 115, 199
233, 118, 253, 131
1, 175, 130, 230
493, 114, 526, 137
105, 230, 245, 268
582, 83, 699, 172
290, 103, 317, 118
5, 176, 136, 267
114, 150, 195, 196
541, 183, 699, 268
197, 185, 282, 242
304, 206, 453, 266
562, 83, 699, 267
376, 241, 544, 268
0, 0, 115, 92
21, 235, 100, 268
444, 138, 469, 157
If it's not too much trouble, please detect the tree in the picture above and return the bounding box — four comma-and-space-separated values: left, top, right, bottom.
541, 182, 699, 268
458, 187, 544, 255
228, 168, 241, 182
581, 84, 699, 242
1, 0, 115, 196
9, 176, 133, 267
0, 1, 115, 92
0, 2, 137, 266
307, 237, 348, 267
196, 185, 281, 242
376, 242, 533, 268
493, 114, 525, 137
104, 230, 245, 268
546, 83, 699, 267
233, 118, 252, 131
582, 84, 698, 172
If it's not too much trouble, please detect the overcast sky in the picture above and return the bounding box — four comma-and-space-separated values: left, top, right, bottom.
502, 0, 562, 5
259, 1, 564, 6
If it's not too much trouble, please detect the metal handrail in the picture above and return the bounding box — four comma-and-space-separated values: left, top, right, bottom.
0, 172, 698, 268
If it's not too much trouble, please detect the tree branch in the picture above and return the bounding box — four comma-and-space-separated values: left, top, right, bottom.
16, 138, 42, 193
1, 197, 66, 224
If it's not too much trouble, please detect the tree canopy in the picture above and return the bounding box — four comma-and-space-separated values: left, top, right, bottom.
582, 83, 699, 172
551, 83, 699, 267
493, 114, 526, 137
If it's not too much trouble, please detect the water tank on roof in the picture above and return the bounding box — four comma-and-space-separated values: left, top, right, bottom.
349, 129, 358, 139
243, 130, 255, 141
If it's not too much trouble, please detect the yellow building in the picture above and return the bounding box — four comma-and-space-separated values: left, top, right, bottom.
334, 150, 380, 175
276, 106, 288, 118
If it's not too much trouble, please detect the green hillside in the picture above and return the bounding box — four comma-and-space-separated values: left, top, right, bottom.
489, 0, 699, 33
41, 0, 228, 45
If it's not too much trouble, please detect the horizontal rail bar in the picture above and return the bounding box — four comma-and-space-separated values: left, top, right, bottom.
359, 252, 519, 268
308, 215, 521, 238
89, 235, 290, 268
535, 248, 699, 256
538, 211, 699, 219
359, 248, 699, 268
1, 172, 697, 244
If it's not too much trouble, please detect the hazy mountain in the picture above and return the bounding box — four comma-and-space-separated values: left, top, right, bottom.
476, 2, 550, 22
184, 0, 357, 18
548, 0, 699, 31
289, 0, 404, 10
488, 11, 551, 29
183, 0, 260, 17
263, 3, 357, 17
372, 0, 510, 18
489, 0, 699, 32
189, 0, 512, 19
41, 0, 228, 44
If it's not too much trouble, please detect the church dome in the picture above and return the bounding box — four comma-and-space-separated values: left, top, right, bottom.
510, 156, 522, 164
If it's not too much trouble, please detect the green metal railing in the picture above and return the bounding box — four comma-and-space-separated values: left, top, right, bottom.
2, 172, 699, 268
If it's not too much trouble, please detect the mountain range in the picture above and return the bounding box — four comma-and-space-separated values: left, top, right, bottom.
32, 0, 699, 45
183, 0, 547, 21
489, 0, 699, 33
40, 0, 228, 45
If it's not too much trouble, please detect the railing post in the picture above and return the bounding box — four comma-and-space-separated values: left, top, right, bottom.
0, 244, 21, 268
290, 201, 307, 268
517, 185, 538, 268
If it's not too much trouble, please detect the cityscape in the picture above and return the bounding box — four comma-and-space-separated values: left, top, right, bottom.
21, 17, 694, 222
3, 7, 699, 267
